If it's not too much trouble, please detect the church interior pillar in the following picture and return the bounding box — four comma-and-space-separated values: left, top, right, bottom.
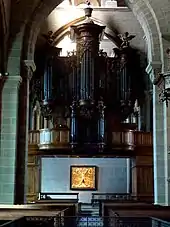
164, 101, 170, 205
146, 63, 167, 205
0, 76, 22, 204
157, 70, 170, 205
15, 60, 36, 204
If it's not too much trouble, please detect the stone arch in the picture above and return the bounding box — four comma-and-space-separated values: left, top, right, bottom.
125, 0, 163, 66
21, 0, 164, 74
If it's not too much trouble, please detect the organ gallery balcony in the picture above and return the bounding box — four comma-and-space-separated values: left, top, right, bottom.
28, 129, 153, 157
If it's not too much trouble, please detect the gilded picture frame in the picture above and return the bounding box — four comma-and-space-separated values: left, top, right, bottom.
70, 165, 97, 190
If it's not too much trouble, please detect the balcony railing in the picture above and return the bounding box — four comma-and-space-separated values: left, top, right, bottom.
28, 130, 152, 148
135, 132, 152, 147
29, 130, 40, 145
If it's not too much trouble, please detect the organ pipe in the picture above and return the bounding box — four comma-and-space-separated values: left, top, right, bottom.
70, 101, 77, 147
43, 57, 53, 103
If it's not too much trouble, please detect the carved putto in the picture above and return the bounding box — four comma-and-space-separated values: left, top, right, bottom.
118, 32, 135, 48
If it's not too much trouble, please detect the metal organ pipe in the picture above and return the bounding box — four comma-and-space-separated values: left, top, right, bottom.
80, 51, 86, 100
70, 7, 105, 147
120, 50, 132, 106
70, 101, 77, 147
98, 101, 105, 144
80, 48, 92, 100
44, 57, 53, 103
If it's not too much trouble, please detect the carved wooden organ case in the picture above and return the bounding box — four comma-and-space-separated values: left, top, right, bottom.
30, 7, 144, 152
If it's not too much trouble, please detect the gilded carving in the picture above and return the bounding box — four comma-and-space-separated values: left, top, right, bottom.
70, 166, 97, 190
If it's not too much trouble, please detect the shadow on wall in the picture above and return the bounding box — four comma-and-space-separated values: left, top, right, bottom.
41, 158, 128, 203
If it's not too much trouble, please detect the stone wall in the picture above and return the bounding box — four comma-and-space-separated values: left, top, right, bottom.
41, 158, 128, 203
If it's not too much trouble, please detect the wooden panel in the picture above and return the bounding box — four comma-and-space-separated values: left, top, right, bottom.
132, 155, 153, 202
27, 146, 40, 203
106, 203, 170, 218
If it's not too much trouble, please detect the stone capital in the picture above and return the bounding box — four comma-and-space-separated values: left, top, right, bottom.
146, 61, 162, 84
23, 60, 36, 80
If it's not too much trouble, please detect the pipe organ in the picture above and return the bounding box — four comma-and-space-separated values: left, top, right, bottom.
30, 6, 144, 153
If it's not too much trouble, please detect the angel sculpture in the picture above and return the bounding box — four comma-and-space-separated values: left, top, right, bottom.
118, 32, 135, 48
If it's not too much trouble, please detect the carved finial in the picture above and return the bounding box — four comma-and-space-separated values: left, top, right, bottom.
84, 0, 93, 19
84, 2, 94, 24
85, 0, 91, 6
118, 32, 135, 48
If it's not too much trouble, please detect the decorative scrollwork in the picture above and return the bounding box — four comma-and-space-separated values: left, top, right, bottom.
79, 39, 96, 58
40, 102, 53, 119
159, 88, 170, 107
98, 49, 107, 57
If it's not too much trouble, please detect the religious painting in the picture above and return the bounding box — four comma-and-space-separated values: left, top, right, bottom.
70, 166, 97, 190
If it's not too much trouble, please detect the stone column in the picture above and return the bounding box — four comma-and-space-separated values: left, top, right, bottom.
146, 62, 168, 205
164, 90, 170, 205
15, 60, 36, 204
157, 70, 170, 205
0, 75, 22, 204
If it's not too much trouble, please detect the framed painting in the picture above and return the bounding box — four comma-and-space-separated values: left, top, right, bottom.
70, 165, 97, 190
